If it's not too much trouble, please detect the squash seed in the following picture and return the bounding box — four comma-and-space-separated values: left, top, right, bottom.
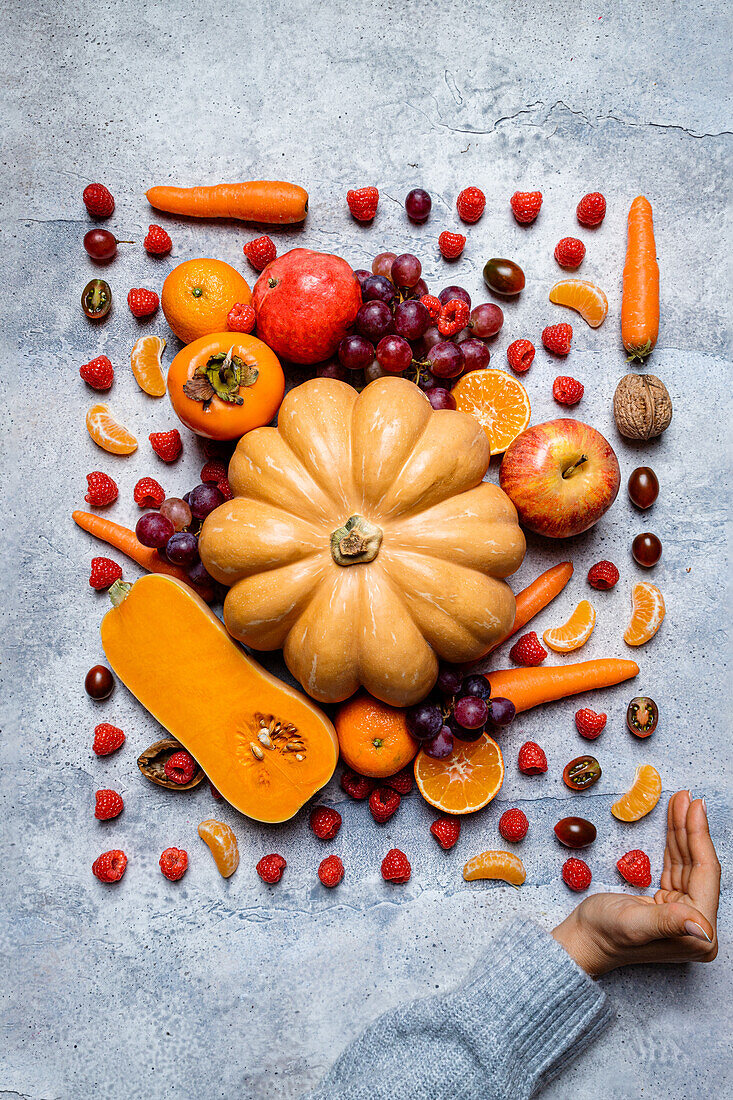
250, 742, 265, 760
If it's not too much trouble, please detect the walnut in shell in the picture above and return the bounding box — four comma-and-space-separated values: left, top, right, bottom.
613, 374, 672, 440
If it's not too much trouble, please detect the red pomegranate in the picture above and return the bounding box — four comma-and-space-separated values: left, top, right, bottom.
252, 248, 362, 365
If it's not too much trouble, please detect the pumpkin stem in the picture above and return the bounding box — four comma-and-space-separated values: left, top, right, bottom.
109, 579, 133, 607
330, 515, 383, 566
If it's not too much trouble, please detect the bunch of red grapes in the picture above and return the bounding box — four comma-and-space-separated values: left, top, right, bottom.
326, 252, 504, 409
406, 667, 516, 758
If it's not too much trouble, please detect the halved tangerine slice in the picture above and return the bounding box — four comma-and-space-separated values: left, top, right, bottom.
549, 279, 609, 328
611, 764, 662, 822
463, 850, 526, 885
131, 335, 166, 397
452, 369, 531, 456
624, 582, 665, 646
86, 404, 138, 455
543, 599, 596, 653
414, 734, 503, 814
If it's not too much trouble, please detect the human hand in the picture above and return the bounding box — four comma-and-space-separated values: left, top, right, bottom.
552, 790, 720, 976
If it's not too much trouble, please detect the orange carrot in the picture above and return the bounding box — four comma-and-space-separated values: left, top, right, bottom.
621, 196, 659, 361
146, 181, 308, 224
73, 511, 213, 599
486, 658, 639, 712
490, 562, 574, 652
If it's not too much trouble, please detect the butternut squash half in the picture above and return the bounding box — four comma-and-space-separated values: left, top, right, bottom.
100, 574, 338, 822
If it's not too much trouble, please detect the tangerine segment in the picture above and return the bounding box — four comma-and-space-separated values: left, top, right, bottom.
131, 335, 166, 397
86, 404, 137, 455
611, 764, 662, 822
452, 369, 531, 456
549, 279, 609, 328
414, 734, 504, 814
198, 819, 239, 877
543, 599, 597, 653
624, 582, 665, 646
463, 850, 526, 885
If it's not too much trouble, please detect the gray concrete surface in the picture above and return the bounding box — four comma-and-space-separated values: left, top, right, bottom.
2, 1, 731, 1097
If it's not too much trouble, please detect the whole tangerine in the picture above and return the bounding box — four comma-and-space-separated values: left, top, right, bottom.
335, 693, 419, 778
162, 259, 251, 345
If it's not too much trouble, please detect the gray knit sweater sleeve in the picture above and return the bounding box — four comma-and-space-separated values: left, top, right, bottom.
306, 918, 614, 1100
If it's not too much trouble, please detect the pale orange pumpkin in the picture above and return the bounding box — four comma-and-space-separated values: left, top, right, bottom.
199, 377, 526, 706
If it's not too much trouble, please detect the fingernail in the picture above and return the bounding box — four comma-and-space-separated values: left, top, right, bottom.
684, 921, 712, 943
701, 797, 708, 815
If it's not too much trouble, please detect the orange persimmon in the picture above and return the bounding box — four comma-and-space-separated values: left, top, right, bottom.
167, 332, 284, 440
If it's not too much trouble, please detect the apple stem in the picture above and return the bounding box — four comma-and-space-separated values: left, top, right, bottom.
562, 454, 588, 479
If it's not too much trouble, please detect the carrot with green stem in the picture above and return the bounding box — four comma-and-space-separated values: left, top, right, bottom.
622, 196, 659, 360
486, 658, 639, 712
73, 511, 214, 600
490, 561, 574, 652
146, 181, 308, 224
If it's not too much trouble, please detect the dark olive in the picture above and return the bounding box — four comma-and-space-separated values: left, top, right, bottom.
628, 467, 659, 509
85, 664, 114, 700
81, 278, 112, 319
626, 697, 658, 738
483, 257, 525, 296
563, 755, 601, 791
554, 817, 597, 848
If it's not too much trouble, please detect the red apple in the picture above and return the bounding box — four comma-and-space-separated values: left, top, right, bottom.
499, 419, 620, 538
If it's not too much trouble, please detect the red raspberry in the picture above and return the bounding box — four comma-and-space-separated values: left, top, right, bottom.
143, 224, 172, 255
256, 853, 286, 884
587, 560, 620, 590
149, 429, 182, 462
430, 816, 461, 850
554, 237, 586, 268
562, 857, 592, 892
498, 808, 529, 842
217, 478, 233, 501
456, 186, 486, 223
383, 767, 413, 795
518, 741, 547, 775
542, 323, 573, 355
437, 299, 470, 337
200, 459, 228, 484
159, 847, 188, 881
576, 192, 606, 228
127, 288, 159, 317
133, 477, 165, 508
506, 339, 535, 373
93, 723, 125, 756
340, 769, 374, 801
553, 376, 584, 405
92, 849, 127, 883
204, 438, 233, 460
318, 854, 344, 888
346, 186, 379, 222
510, 191, 543, 224
509, 631, 547, 666
94, 789, 124, 820
575, 708, 607, 739
83, 183, 114, 218
616, 849, 652, 888
85, 471, 118, 506
210, 782, 223, 800
227, 302, 256, 333
420, 294, 442, 321
89, 556, 123, 590
310, 806, 342, 840
369, 786, 401, 824
438, 231, 466, 260
164, 750, 197, 785
381, 848, 411, 883
80, 355, 114, 391
243, 235, 277, 271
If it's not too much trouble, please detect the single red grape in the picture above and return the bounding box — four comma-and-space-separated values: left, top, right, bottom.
189, 484, 224, 519
84, 229, 118, 260
372, 252, 397, 280
438, 286, 471, 309
394, 299, 430, 341
405, 188, 432, 223
427, 341, 464, 379
136, 512, 175, 549
454, 695, 489, 729
469, 303, 504, 338
376, 335, 413, 373
391, 254, 422, 289
361, 275, 397, 304
459, 338, 491, 373
166, 532, 200, 565
424, 727, 454, 758
355, 301, 393, 341
338, 334, 375, 371
406, 702, 443, 740
425, 387, 456, 410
